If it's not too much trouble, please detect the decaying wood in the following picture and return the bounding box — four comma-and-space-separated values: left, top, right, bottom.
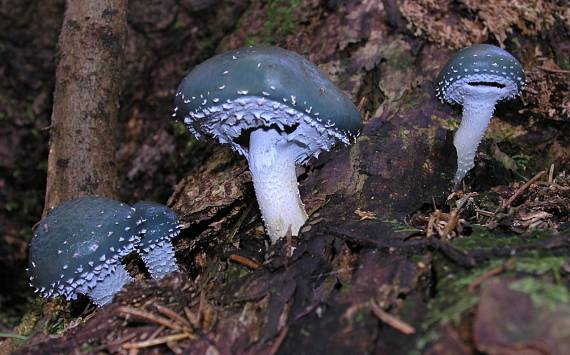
44, 0, 126, 214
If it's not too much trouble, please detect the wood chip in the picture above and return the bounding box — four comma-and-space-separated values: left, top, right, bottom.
228, 254, 261, 269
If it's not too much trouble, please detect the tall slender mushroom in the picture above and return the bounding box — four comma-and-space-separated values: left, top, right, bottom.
28, 196, 141, 306
435, 44, 525, 188
174, 46, 361, 242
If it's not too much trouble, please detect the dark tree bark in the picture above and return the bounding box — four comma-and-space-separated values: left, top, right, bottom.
44, 0, 126, 215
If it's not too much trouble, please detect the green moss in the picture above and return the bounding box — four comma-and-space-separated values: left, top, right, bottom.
353, 308, 367, 323
510, 278, 570, 311
452, 225, 549, 251
512, 154, 531, 171
431, 114, 459, 131
340, 282, 353, 294
486, 129, 515, 143
382, 219, 422, 233
0, 332, 28, 341
474, 191, 500, 211
264, 0, 302, 42
173, 19, 185, 30
242, 0, 304, 45
423, 258, 503, 330
245, 36, 260, 46
414, 329, 440, 355
512, 256, 565, 282
80, 343, 94, 353
224, 262, 252, 282
15, 299, 46, 337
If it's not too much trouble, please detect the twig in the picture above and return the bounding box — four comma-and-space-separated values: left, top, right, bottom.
154, 304, 191, 329
548, 164, 555, 184
475, 208, 495, 217
122, 333, 192, 349
369, 300, 415, 335
147, 326, 165, 341
468, 259, 513, 291
228, 205, 253, 241
184, 306, 198, 326
268, 326, 289, 355
119, 307, 184, 331
229, 254, 261, 269
357, 96, 368, 112
499, 170, 546, 211
538, 66, 570, 74
92, 333, 138, 352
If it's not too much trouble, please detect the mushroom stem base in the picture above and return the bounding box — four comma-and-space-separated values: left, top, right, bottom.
141, 242, 179, 279
248, 127, 308, 243
85, 264, 133, 306
453, 100, 496, 188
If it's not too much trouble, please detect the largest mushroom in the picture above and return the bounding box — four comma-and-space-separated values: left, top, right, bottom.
174, 46, 361, 242
435, 44, 525, 188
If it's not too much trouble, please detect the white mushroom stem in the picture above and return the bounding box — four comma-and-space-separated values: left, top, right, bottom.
453, 96, 497, 188
248, 127, 308, 243
141, 242, 179, 279
86, 264, 133, 306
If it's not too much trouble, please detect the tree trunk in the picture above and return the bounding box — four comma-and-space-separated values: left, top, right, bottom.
44, 0, 126, 215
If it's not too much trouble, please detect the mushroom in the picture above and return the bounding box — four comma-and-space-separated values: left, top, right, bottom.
435, 44, 525, 188
28, 196, 141, 306
133, 201, 182, 279
174, 45, 361, 242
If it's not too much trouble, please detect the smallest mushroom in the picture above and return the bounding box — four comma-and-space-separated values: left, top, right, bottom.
133, 201, 182, 279
435, 44, 525, 188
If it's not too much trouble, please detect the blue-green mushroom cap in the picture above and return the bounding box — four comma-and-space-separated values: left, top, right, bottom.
28, 196, 141, 300
133, 201, 182, 249
435, 44, 525, 105
174, 45, 362, 163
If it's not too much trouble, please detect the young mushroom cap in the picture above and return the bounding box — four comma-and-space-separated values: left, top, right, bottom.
174, 45, 361, 241
28, 196, 141, 306
435, 44, 524, 105
434, 44, 525, 187
133, 201, 182, 279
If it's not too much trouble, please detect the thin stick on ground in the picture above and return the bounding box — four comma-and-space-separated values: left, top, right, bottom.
122, 333, 193, 349
154, 304, 191, 329
499, 170, 546, 211
538, 66, 570, 74
229, 254, 261, 269
468, 259, 513, 291
268, 326, 289, 355
118, 307, 184, 331
369, 300, 415, 335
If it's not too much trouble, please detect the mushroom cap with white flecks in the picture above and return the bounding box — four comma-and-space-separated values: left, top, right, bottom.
174, 45, 362, 164
435, 44, 525, 105
28, 196, 141, 300
133, 201, 182, 249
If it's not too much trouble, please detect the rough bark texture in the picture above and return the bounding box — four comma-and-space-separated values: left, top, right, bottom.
2, 0, 570, 354
43, 0, 126, 214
